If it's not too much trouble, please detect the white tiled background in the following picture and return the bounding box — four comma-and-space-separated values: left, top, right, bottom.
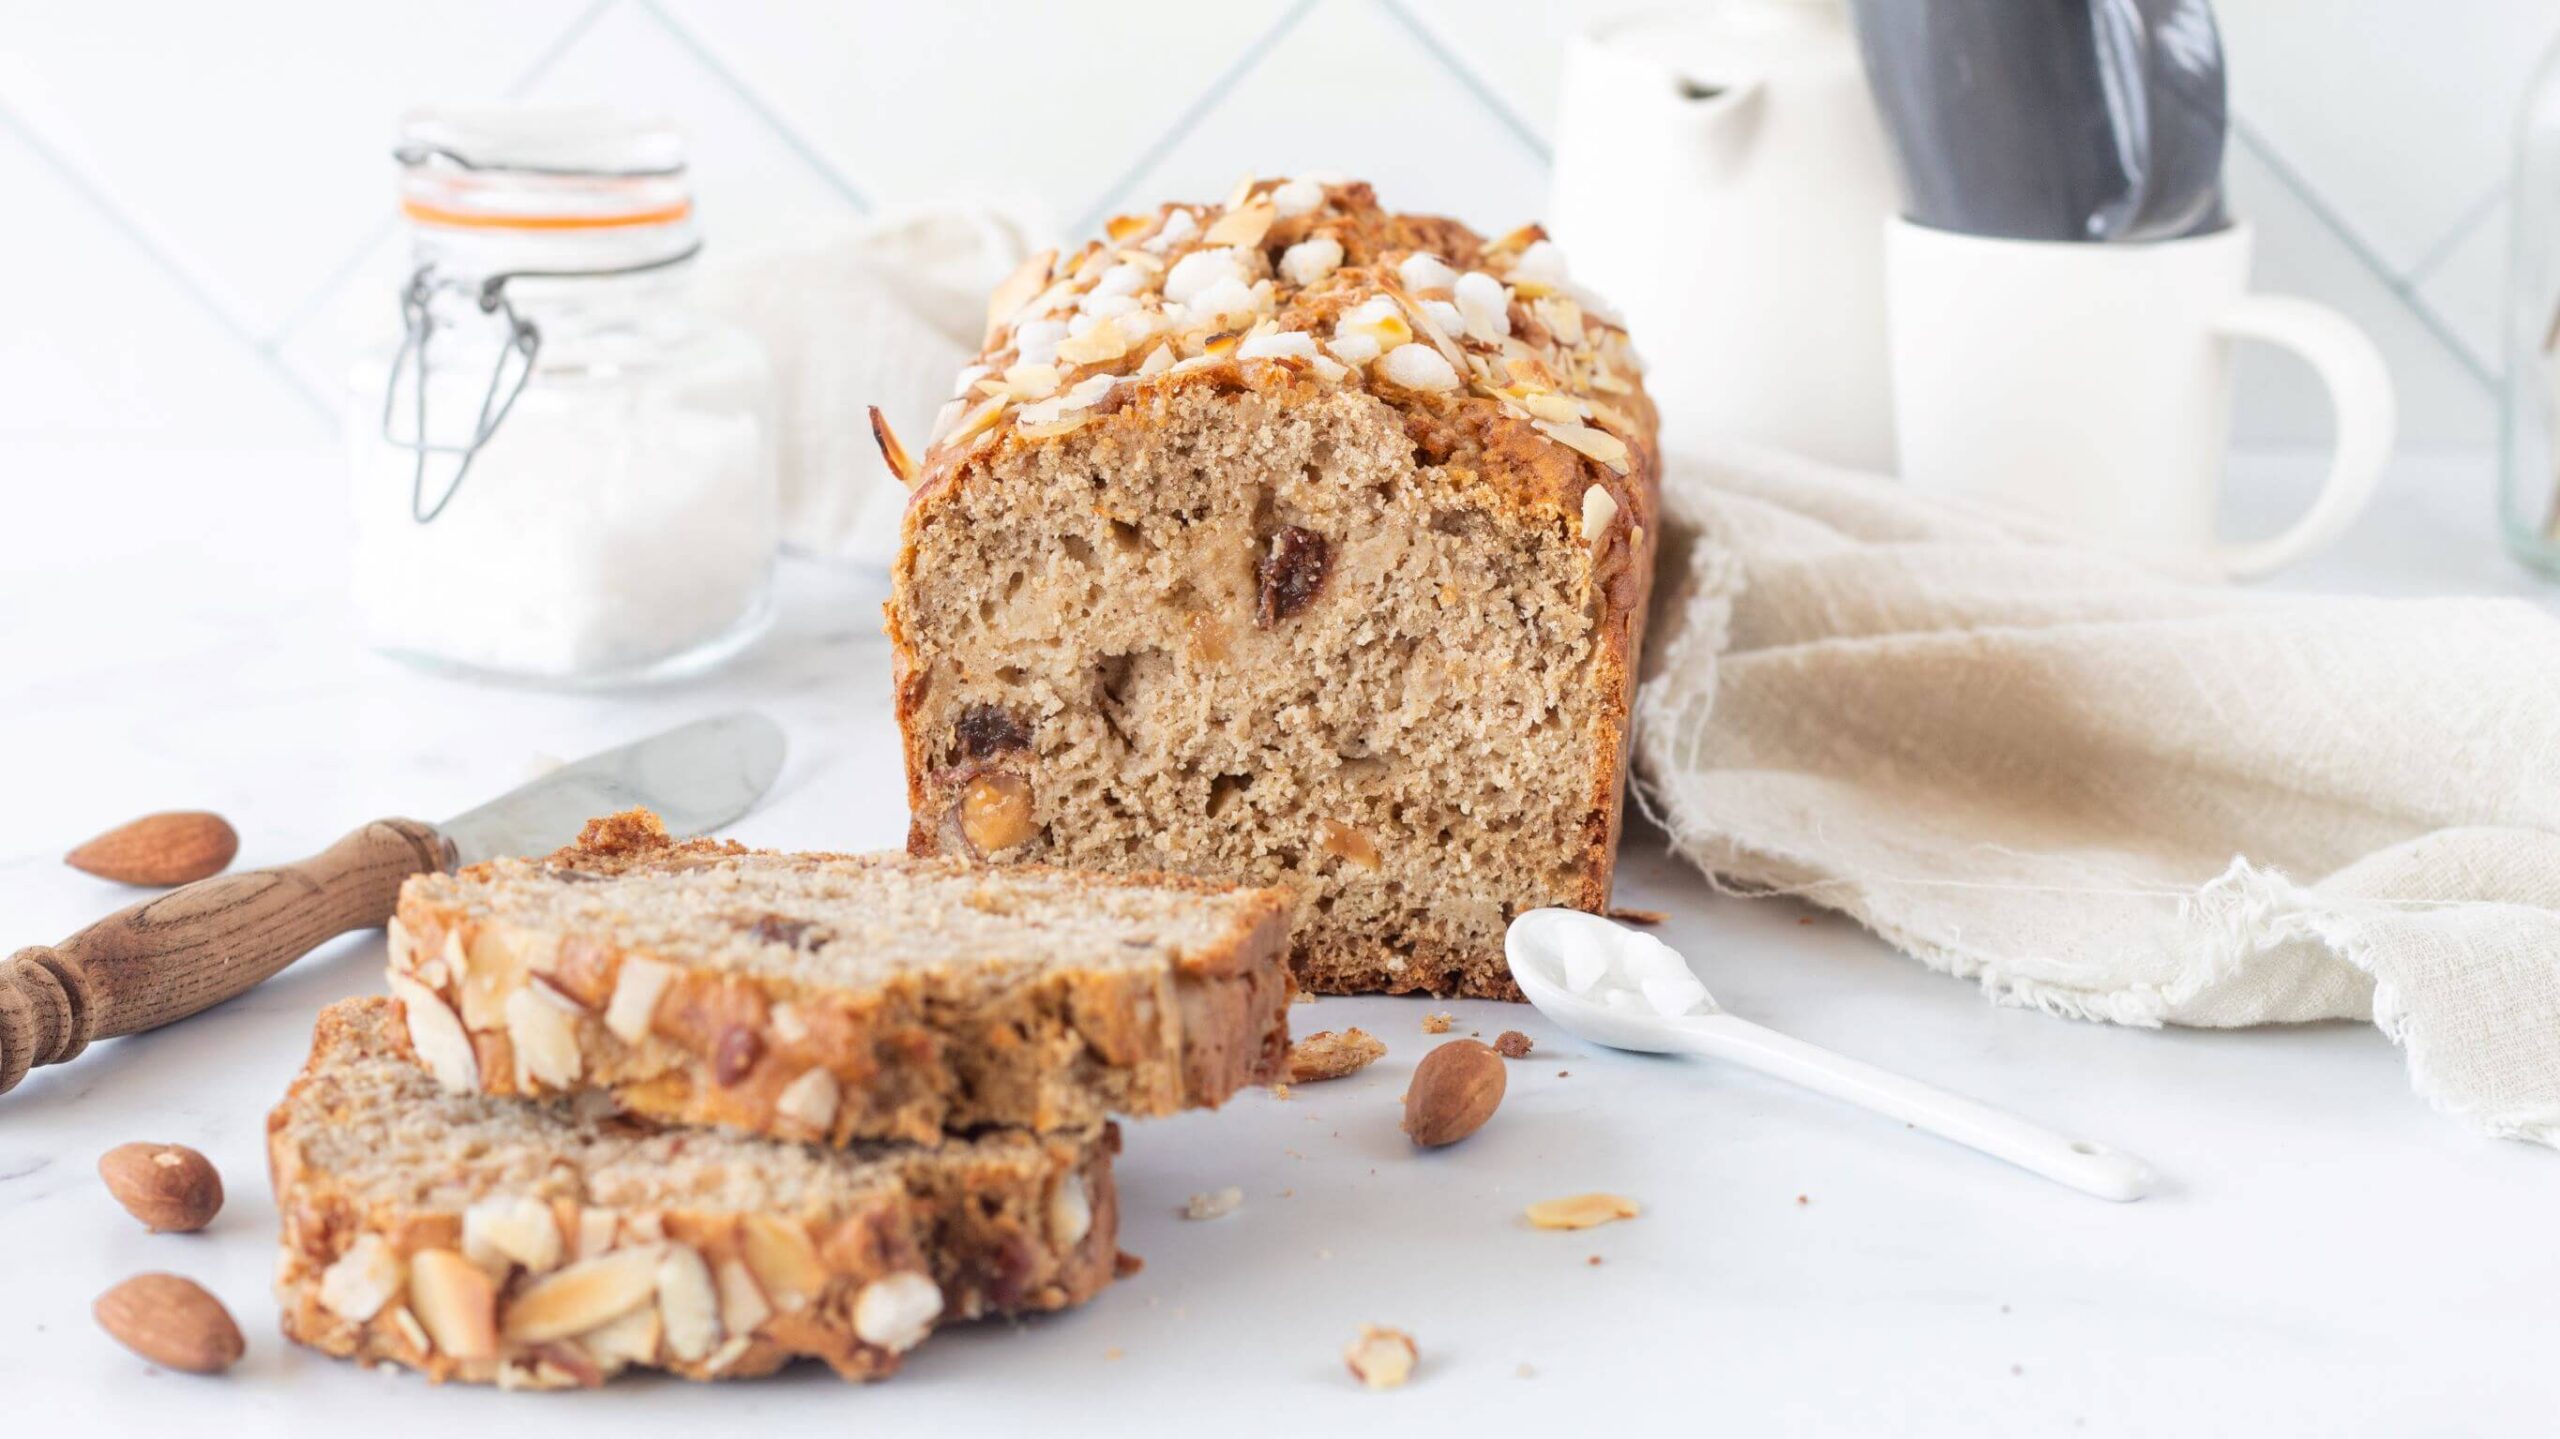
0, 0, 2551, 452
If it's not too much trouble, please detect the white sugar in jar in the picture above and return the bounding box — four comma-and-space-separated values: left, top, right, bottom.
349, 107, 777, 685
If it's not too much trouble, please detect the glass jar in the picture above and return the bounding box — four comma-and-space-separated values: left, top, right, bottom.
349, 107, 778, 684
2501, 38, 2560, 576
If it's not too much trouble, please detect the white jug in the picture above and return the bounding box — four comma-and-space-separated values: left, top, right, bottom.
1551, 0, 1900, 469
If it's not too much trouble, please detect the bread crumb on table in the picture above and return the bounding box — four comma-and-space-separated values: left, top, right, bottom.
1287, 1028, 1386, 1083
1182, 1187, 1243, 1221
1493, 1030, 1533, 1058
1421, 1012, 1453, 1034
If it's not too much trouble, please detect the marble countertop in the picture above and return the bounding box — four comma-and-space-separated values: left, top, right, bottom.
4, 443, 2557, 1435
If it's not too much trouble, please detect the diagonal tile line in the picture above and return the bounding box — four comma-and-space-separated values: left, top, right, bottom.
268, 0, 626, 349
2403, 178, 2507, 289
1374, 0, 1551, 166
634, 0, 874, 214
2231, 114, 2498, 389
1069, 0, 1321, 239
0, 98, 333, 424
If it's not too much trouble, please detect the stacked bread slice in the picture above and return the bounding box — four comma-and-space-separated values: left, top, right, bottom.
271, 810, 1293, 1387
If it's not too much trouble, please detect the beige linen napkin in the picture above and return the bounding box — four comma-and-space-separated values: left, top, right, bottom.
700, 209, 1041, 566
1635, 446, 2560, 1146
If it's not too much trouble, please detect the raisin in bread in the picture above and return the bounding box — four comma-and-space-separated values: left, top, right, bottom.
884, 178, 1658, 998
386, 810, 1293, 1146
272, 998, 1120, 1387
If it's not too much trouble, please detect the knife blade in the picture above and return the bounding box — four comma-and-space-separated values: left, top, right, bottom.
0, 711, 788, 1096
441, 711, 787, 866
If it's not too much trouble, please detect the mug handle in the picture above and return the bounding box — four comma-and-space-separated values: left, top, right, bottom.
2209, 296, 2398, 579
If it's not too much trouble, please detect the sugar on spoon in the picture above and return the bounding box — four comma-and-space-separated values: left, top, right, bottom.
1506, 909, 2155, 1201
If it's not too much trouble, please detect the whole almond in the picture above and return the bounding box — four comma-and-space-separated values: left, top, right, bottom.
1401, 1038, 1506, 1148
66, 811, 239, 886
98, 1143, 224, 1232
94, 1273, 244, 1374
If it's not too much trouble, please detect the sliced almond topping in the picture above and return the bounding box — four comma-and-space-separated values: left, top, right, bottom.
1203, 200, 1275, 248
1104, 212, 1150, 242
408, 1249, 499, 1360
774, 1067, 842, 1140
1382, 278, 1470, 372
504, 984, 582, 1090
852, 1272, 943, 1354
1513, 390, 1585, 424
716, 1258, 773, 1338
868, 405, 917, 486
502, 1245, 662, 1343
318, 1233, 404, 1322
389, 974, 479, 1094
386, 1304, 431, 1357
740, 1214, 826, 1314
1049, 1172, 1094, 1249
1541, 419, 1634, 475
983, 248, 1057, 345
945, 396, 1010, 451
1524, 1192, 1641, 1230
1137, 343, 1175, 378
578, 1303, 661, 1370
1580, 484, 1620, 544
1014, 412, 1095, 441
603, 957, 675, 1045
385, 915, 416, 975
464, 1195, 565, 1275
1534, 295, 1586, 346
1055, 317, 1129, 366
575, 1207, 619, 1261
1001, 361, 1062, 400
656, 1245, 722, 1362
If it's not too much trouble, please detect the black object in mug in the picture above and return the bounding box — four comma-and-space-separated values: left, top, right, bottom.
1846, 0, 2229, 243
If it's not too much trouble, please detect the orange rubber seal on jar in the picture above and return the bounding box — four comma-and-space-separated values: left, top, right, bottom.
398, 198, 694, 231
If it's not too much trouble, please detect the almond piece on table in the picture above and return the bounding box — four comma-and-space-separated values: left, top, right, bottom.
97, 1142, 224, 1233
65, 811, 238, 887
1524, 1193, 1641, 1231
1401, 1039, 1505, 1148
94, 1273, 244, 1375
1343, 1324, 1418, 1390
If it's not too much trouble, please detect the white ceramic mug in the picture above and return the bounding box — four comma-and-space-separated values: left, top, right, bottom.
1883, 219, 2396, 578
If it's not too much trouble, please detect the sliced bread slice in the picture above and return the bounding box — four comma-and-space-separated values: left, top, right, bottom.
271, 998, 1121, 1388
387, 809, 1294, 1146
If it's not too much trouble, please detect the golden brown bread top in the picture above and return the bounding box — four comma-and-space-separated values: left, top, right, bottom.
901, 178, 1658, 539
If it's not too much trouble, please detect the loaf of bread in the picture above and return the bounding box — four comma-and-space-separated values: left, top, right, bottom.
884, 178, 1659, 998
386, 809, 1293, 1146
271, 999, 1120, 1387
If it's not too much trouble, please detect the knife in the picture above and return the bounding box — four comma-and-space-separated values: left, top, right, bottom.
0, 711, 786, 1097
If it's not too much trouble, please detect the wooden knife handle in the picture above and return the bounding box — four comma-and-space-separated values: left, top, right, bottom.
0, 817, 453, 1096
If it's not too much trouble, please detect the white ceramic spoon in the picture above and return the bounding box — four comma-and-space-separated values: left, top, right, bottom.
1507, 909, 2155, 1202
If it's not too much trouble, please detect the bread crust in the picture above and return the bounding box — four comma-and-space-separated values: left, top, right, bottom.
270, 999, 1122, 1388
886, 181, 1659, 998
387, 811, 1294, 1145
